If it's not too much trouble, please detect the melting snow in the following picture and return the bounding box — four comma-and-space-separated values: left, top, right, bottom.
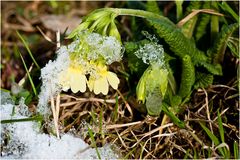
1, 103, 119, 159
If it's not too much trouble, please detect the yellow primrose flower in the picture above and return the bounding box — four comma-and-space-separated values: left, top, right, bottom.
59, 65, 87, 93
88, 63, 120, 95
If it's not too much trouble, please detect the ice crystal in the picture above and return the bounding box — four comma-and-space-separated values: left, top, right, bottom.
1, 104, 119, 159
38, 31, 122, 114
75, 31, 123, 65
38, 46, 70, 115
135, 42, 165, 66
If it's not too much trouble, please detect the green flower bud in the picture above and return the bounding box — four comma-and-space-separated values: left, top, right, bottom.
136, 64, 169, 116
109, 21, 121, 43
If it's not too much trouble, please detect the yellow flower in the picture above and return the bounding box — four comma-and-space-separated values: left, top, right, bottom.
59, 65, 87, 93
88, 63, 120, 95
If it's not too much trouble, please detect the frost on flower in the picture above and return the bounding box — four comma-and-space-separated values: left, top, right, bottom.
38, 31, 122, 114
134, 42, 165, 66
134, 32, 165, 67
74, 31, 123, 64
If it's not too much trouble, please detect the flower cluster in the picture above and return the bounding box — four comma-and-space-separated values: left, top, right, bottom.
38, 31, 122, 114
58, 31, 122, 94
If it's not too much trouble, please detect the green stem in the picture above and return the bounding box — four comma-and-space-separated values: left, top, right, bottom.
106, 8, 174, 25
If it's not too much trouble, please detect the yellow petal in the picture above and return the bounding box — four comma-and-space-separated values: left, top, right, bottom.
70, 72, 86, 93
107, 72, 120, 90
59, 71, 70, 91
79, 75, 87, 92
94, 77, 108, 95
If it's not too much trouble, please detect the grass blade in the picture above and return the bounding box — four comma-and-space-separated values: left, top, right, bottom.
199, 122, 219, 145
176, 0, 183, 21
112, 96, 119, 122
87, 125, 101, 159
1, 115, 43, 124
99, 107, 104, 139
16, 31, 40, 69
18, 50, 37, 96
233, 141, 239, 159
217, 110, 224, 143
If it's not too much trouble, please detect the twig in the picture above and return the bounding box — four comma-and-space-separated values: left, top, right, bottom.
51, 95, 60, 139
177, 9, 224, 27
202, 88, 214, 148
117, 89, 133, 118
106, 121, 143, 130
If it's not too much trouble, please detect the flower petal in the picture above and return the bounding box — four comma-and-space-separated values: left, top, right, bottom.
70, 71, 86, 93
59, 71, 70, 91
94, 77, 108, 95
107, 72, 120, 90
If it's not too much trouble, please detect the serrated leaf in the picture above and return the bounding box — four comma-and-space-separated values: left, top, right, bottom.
208, 23, 239, 64
146, 0, 161, 15
147, 17, 208, 66
195, 2, 211, 41
227, 36, 239, 58
194, 71, 214, 89
124, 41, 149, 75
199, 61, 223, 75
178, 55, 195, 98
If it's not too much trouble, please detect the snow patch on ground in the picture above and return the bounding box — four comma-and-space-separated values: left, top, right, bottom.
1, 103, 119, 159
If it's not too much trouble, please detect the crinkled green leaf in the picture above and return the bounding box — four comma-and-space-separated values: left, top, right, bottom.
195, 2, 211, 41
147, 17, 208, 66
194, 71, 214, 89
199, 61, 223, 75
227, 36, 239, 58
208, 23, 239, 64
124, 40, 149, 75
146, 0, 161, 15
178, 55, 195, 98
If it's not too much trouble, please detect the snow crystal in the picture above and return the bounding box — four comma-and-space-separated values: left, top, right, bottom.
75, 31, 123, 65
0, 90, 14, 105
134, 42, 165, 67
1, 104, 119, 159
37, 46, 70, 115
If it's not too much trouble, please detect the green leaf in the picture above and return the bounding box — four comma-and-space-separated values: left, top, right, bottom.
124, 41, 148, 75
162, 103, 185, 128
87, 125, 101, 159
210, 1, 219, 42
218, 2, 239, 23
194, 71, 213, 89
181, 1, 202, 38
208, 23, 239, 64
199, 122, 220, 145
199, 122, 225, 156
227, 36, 239, 58
146, 0, 161, 15
16, 31, 40, 69
1, 115, 43, 124
147, 17, 208, 65
199, 61, 222, 75
195, 2, 211, 41
18, 50, 37, 96
233, 141, 239, 159
176, 0, 184, 21
217, 110, 225, 143
178, 55, 195, 98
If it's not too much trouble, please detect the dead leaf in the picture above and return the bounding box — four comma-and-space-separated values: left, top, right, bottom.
40, 15, 82, 34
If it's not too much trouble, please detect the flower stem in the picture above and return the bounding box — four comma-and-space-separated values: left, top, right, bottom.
106, 8, 175, 26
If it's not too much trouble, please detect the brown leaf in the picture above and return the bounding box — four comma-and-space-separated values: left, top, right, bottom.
40, 15, 82, 34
